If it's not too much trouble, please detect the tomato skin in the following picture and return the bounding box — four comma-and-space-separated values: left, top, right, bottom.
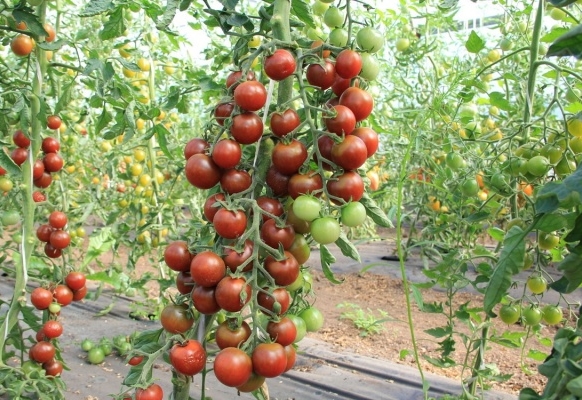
300, 307, 325, 332
264, 49, 297, 81
252, 343, 287, 378
356, 26, 384, 53
324, 105, 356, 135
213, 209, 247, 239
223, 239, 254, 273
215, 277, 251, 312
542, 305, 563, 325
272, 140, 308, 176
215, 320, 251, 349
339, 87, 374, 122
42, 321, 63, 339
192, 285, 221, 314
264, 251, 300, 286
230, 112, 264, 144
49, 230, 71, 249
236, 373, 265, 393
284, 345, 296, 371
267, 317, 297, 346
270, 109, 301, 137
214, 348, 253, 387
185, 154, 221, 189
44, 243, 62, 259
42, 359, 63, 377
164, 241, 192, 272
257, 287, 291, 315
286, 208, 311, 235
32, 160, 45, 180
266, 166, 290, 197
52, 284, 73, 306
176, 271, 195, 295
135, 384, 164, 400
214, 102, 235, 126
128, 356, 144, 366
499, 304, 520, 325
526, 275, 547, 295
160, 304, 195, 334
341, 201, 367, 227
327, 171, 365, 203
30, 341, 56, 363
234, 81, 268, 111
169, 340, 206, 376
331, 135, 368, 170
306, 60, 336, 90
220, 169, 252, 195
335, 49, 362, 79
310, 217, 341, 244
46, 115, 62, 130
13, 130, 31, 148
34, 172, 52, 189
72, 286, 87, 301
190, 251, 226, 288
212, 139, 241, 169
352, 127, 379, 158
42, 137, 60, 153
65, 271, 86, 291
226, 70, 255, 89
287, 172, 323, 199
31, 287, 53, 310
256, 196, 285, 222
203, 193, 225, 223
522, 305, 543, 326
288, 234, 311, 264
287, 314, 307, 342
43, 23, 56, 42
11, 147, 28, 166
184, 138, 209, 160
260, 219, 295, 250
49, 211, 67, 229
11, 34, 34, 57
293, 195, 321, 222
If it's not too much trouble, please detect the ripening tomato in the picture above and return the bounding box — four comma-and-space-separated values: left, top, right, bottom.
135, 384, 163, 400
53, 284, 73, 306
10, 147, 28, 166
327, 171, 365, 203
264, 251, 300, 286
212, 139, 241, 169
260, 219, 295, 250
288, 234, 311, 264
36, 224, 55, 242
43, 23, 56, 42
331, 135, 368, 170
30, 341, 56, 363
352, 127, 379, 157
266, 166, 290, 197
284, 344, 296, 371
33, 172, 52, 189
31, 287, 53, 310
11, 34, 34, 57
223, 239, 254, 273
169, 340, 206, 376
339, 87, 374, 122
44, 243, 62, 258
49, 230, 71, 249
270, 109, 301, 137
264, 49, 297, 81
236, 373, 265, 393
48, 211, 67, 229
183, 138, 209, 160
190, 251, 226, 288
234, 81, 267, 111
258, 287, 291, 315
42, 320, 63, 339
226, 70, 255, 89
252, 343, 287, 378
267, 317, 297, 346
213, 348, 252, 387
41, 137, 60, 153
185, 154, 221, 189
230, 112, 264, 144
214, 102, 235, 126
220, 169, 252, 194
324, 105, 356, 135
33, 160, 45, 180
213, 208, 247, 239
272, 140, 308, 176
42, 359, 63, 377
13, 130, 31, 148
256, 196, 285, 222
335, 49, 362, 79
215, 320, 251, 349
160, 304, 194, 334
192, 285, 221, 314
306, 60, 335, 90
164, 241, 193, 272
203, 193, 225, 222
215, 277, 251, 312
176, 271, 194, 295
287, 172, 324, 199
46, 115, 62, 130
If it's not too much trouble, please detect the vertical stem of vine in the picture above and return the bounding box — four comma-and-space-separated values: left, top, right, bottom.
468, 324, 489, 396
271, 0, 293, 106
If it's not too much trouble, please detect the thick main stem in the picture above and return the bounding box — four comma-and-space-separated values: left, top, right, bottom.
271, 0, 293, 106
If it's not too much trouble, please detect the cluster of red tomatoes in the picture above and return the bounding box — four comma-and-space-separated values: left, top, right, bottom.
27, 271, 87, 377
36, 210, 73, 259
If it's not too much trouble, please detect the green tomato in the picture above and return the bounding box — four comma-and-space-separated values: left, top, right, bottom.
310, 217, 341, 244
445, 152, 466, 171
395, 38, 410, 52
356, 27, 384, 53
312, 0, 329, 16
81, 339, 94, 352
1, 210, 20, 226
328, 28, 348, 47
117, 341, 132, 356
522, 306, 543, 326
460, 179, 479, 197
499, 304, 520, 325
499, 38, 514, 51
300, 307, 324, 332
87, 347, 105, 364
526, 155, 549, 177
526, 275, 547, 295
100, 341, 113, 356
323, 7, 345, 28
542, 305, 563, 325
538, 232, 559, 251
287, 271, 305, 292
359, 52, 379, 81
340, 202, 367, 227
26, 0, 44, 6
287, 314, 307, 343
293, 195, 321, 222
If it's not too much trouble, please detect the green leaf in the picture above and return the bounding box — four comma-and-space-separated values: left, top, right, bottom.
95, 108, 112, 136
541, 27, 570, 43
80, 0, 114, 17
534, 213, 569, 232
465, 30, 485, 53
0, 149, 21, 175
292, 0, 315, 29
464, 211, 490, 223
36, 39, 67, 51
518, 388, 542, 400
489, 91, 512, 111
547, 24, 582, 59
12, 10, 45, 37
360, 193, 393, 227
100, 7, 126, 40
566, 374, 582, 396
425, 326, 452, 338
83, 59, 103, 76
527, 349, 549, 361
156, 0, 180, 31
488, 227, 505, 242
335, 232, 361, 262
82, 227, 115, 268
535, 164, 582, 213
153, 124, 171, 158
565, 213, 582, 242
550, 247, 582, 293
179, 0, 192, 11
85, 271, 126, 291
484, 226, 527, 315
319, 245, 343, 284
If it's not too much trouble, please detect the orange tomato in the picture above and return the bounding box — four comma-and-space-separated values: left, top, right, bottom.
367, 170, 380, 191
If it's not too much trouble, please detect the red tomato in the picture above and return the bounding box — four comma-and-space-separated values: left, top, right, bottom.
43, 23, 56, 42
256, 196, 284, 222
327, 171, 365, 203
190, 251, 226, 288
324, 105, 356, 135
183, 138, 209, 160
203, 193, 225, 222
339, 87, 374, 122
10, 147, 28, 166
335, 49, 362, 79
160, 304, 194, 334
164, 241, 192, 272
30, 287, 53, 310
264, 252, 300, 286
43, 153, 63, 173
331, 135, 368, 170
230, 112, 263, 144
226, 70, 255, 89
135, 384, 163, 400
44, 243, 62, 258
270, 109, 301, 137
314, 136, 335, 170
266, 166, 290, 197
52, 284, 73, 306
212, 139, 241, 169
213, 208, 247, 239
43, 359, 63, 376
272, 140, 308, 176
223, 239, 254, 273
220, 169, 252, 194
176, 271, 194, 295
252, 343, 287, 378
192, 285, 221, 314
72, 286, 87, 301
264, 49, 297, 81
48, 211, 67, 229
169, 340, 206, 376
42, 320, 63, 339
236, 373, 265, 393
234, 81, 267, 111
65, 271, 86, 291
185, 154, 221, 189
284, 345, 296, 372
30, 341, 56, 363
128, 356, 144, 366
46, 115, 62, 130
215, 320, 251, 349
214, 102, 235, 126
306, 60, 335, 89
215, 277, 251, 312
287, 172, 323, 199
260, 219, 295, 250
258, 287, 291, 315
13, 130, 30, 148
32, 160, 45, 180
213, 348, 252, 387
49, 230, 71, 249
33, 172, 52, 189
352, 127, 379, 157
331, 74, 353, 97
42, 137, 60, 153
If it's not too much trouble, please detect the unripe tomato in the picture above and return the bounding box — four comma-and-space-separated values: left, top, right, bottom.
542, 305, 563, 325
310, 217, 341, 244
356, 27, 384, 53
526, 275, 547, 295
498, 304, 520, 325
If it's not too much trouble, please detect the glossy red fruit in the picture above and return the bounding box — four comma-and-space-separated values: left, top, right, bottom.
65, 271, 86, 291
169, 340, 207, 376
48, 211, 67, 229
226, 70, 255, 89
264, 49, 296, 81
270, 109, 301, 137
164, 241, 192, 272
234, 81, 267, 111
191, 285, 221, 314
339, 87, 374, 122
30, 287, 53, 310
190, 251, 226, 288
184, 138, 209, 160
203, 193, 225, 223
327, 171, 365, 203
306, 60, 335, 90
272, 140, 308, 176
213, 348, 252, 387
230, 112, 263, 144
335, 49, 362, 79
185, 154, 221, 189
42, 137, 60, 153
213, 208, 247, 239
324, 105, 356, 135
264, 251, 300, 286
214, 102, 235, 126
331, 135, 368, 170
260, 218, 295, 250
43, 153, 64, 172
13, 130, 31, 148
215, 277, 251, 312
252, 343, 287, 378
351, 127, 379, 157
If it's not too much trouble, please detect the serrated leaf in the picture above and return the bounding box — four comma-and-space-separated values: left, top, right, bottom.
80, 0, 114, 17
535, 164, 582, 213
156, 0, 180, 31
320, 245, 343, 284
489, 91, 512, 111
335, 232, 361, 262
152, 124, 171, 157
550, 248, 582, 293
484, 226, 527, 315
83, 59, 103, 76
95, 108, 111, 136
85, 271, 125, 290
465, 30, 485, 53
541, 27, 570, 43
0, 149, 21, 175
425, 326, 452, 338
55, 80, 75, 115
547, 24, 582, 59
36, 39, 66, 51
12, 10, 45, 37
464, 211, 490, 223
293, 0, 315, 29
100, 7, 126, 40
360, 193, 393, 227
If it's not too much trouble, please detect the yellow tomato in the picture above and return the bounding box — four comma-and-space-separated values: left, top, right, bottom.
163, 65, 176, 75
568, 118, 582, 137
118, 199, 129, 208
130, 163, 143, 176
134, 148, 146, 162
137, 58, 151, 72
65, 165, 76, 173
136, 118, 146, 130
122, 67, 136, 78
139, 174, 152, 186
91, 177, 100, 185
